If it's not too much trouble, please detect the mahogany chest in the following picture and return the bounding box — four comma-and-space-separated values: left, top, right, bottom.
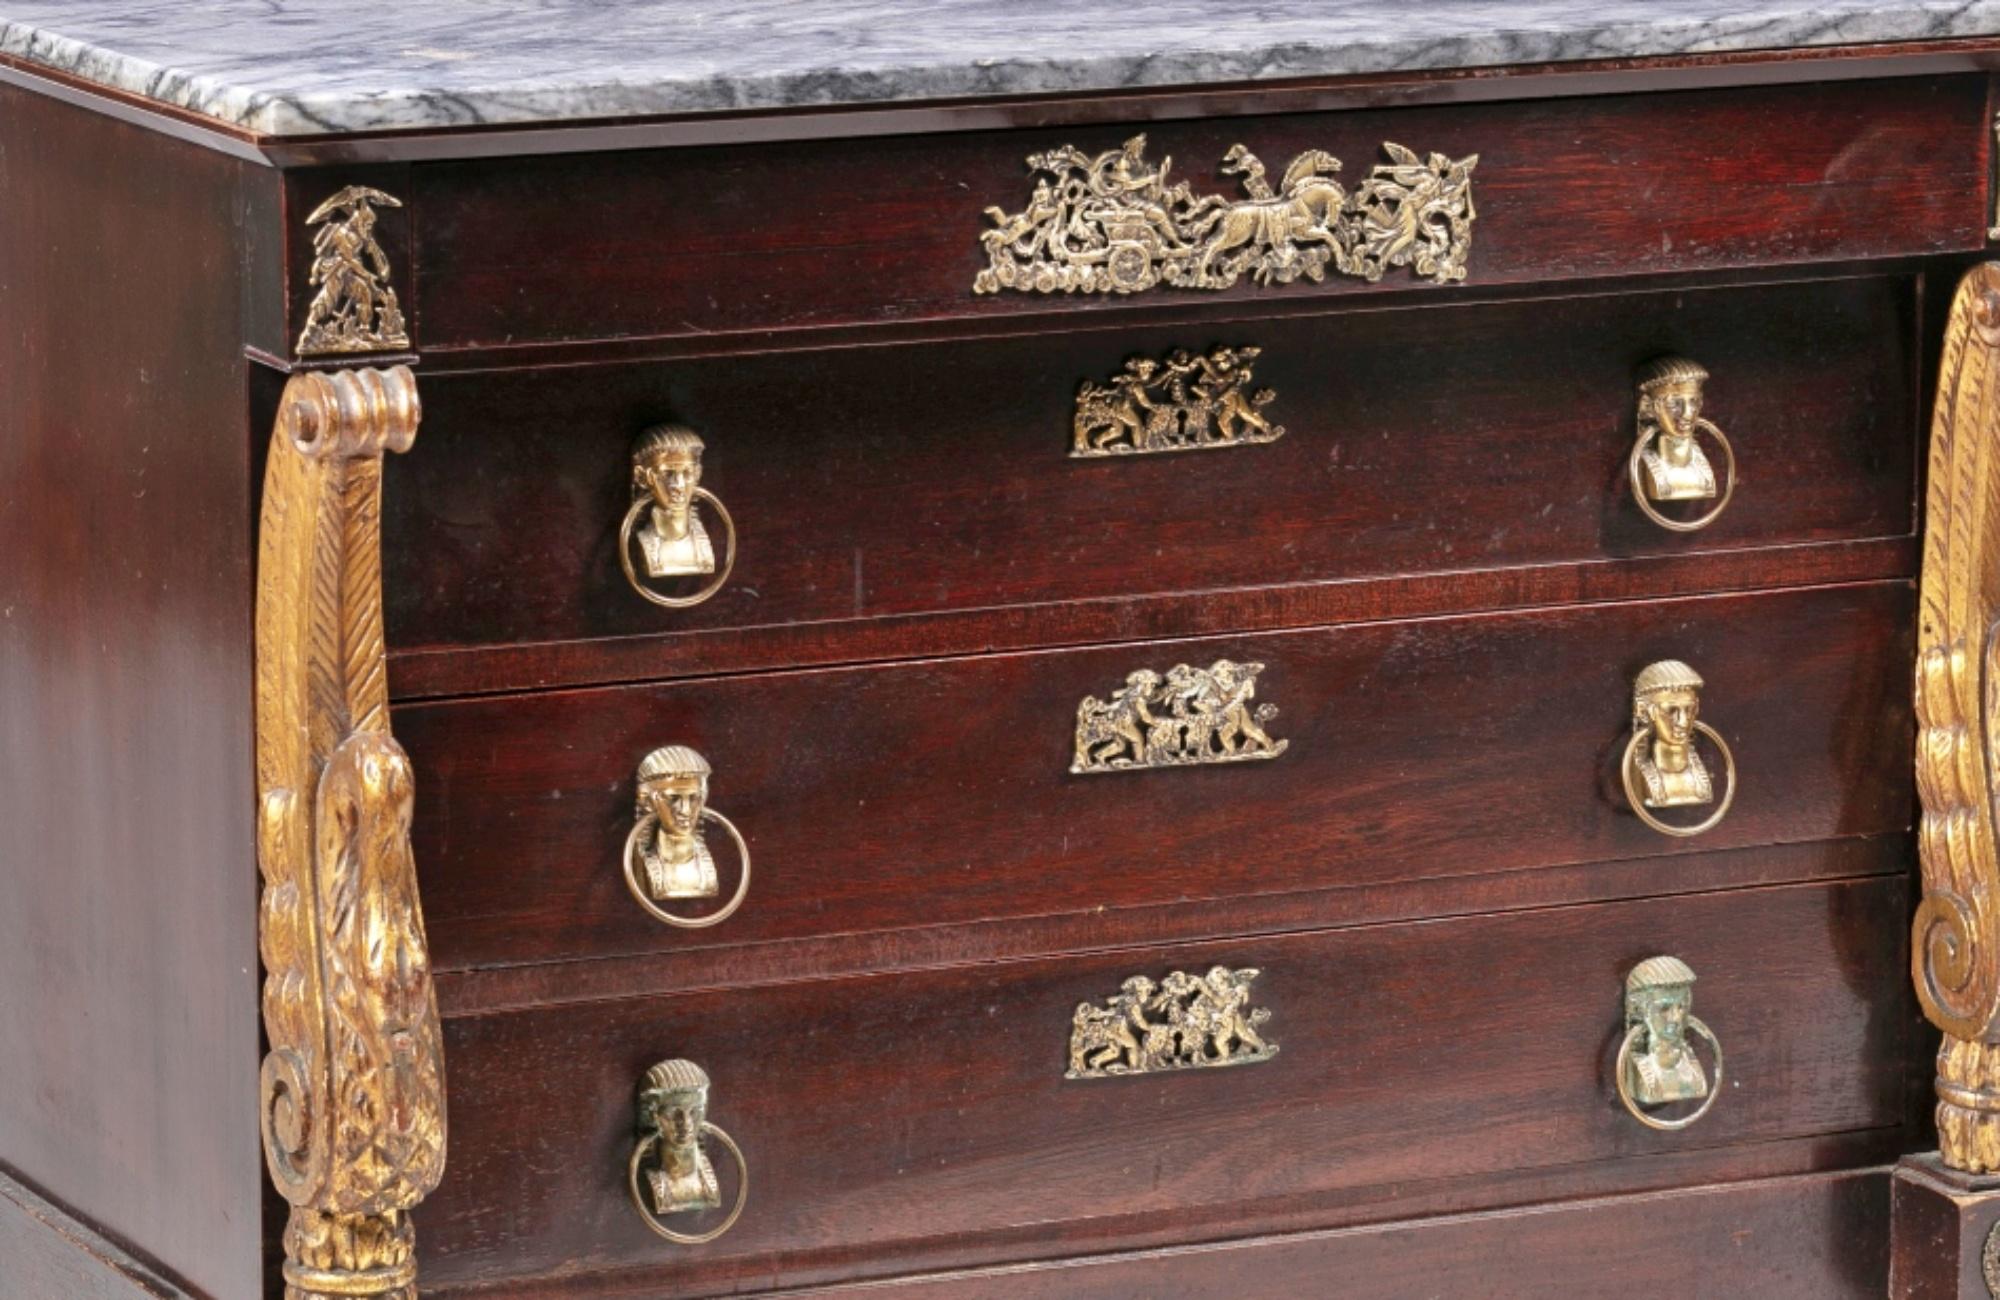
8, 5, 2000, 1297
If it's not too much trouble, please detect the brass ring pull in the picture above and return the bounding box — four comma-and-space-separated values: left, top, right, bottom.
619, 425, 737, 609
1629, 357, 1736, 533
622, 746, 751, 929
1615, 1018, 1723, 1130
628, 1125, 748, 1245
628, 1060, 748, 1245
1620, 660, 1736, 839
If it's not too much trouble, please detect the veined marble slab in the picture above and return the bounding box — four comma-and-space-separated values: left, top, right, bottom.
2, 1, 1998, 138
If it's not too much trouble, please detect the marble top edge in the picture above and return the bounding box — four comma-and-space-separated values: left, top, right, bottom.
3, 2, 2000, 139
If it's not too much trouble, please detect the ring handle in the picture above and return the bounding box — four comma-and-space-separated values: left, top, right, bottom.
623, 807, 751, 929
627, 1121, 749, 1245
1615, 1015, 1723, 1131
619, 486, 737, 609
1629, 416, 1735, 533
1621, 720, 1736, 839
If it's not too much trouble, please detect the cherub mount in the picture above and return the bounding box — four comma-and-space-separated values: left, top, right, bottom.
975, 135, 1478, 297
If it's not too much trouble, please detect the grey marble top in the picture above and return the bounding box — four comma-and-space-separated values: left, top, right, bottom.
2, 1, 1998, 138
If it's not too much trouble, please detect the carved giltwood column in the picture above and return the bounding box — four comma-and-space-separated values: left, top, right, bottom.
1895, 263, 2000, 1298
255, 366, 445, 1299
1914, 264, 2000, 1166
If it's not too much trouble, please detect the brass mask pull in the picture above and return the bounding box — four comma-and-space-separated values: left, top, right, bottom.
622, 746, 752, 928
628, 1060, 748, 1245
1628, 356, 1736, 532
619, 424, 738, 608
1615, 956, 1723, 1130
1620, 659, 1736, 838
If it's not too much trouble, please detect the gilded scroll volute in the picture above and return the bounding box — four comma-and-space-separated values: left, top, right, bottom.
1914, 263, 2000, 1173
256, 365, 444, 1297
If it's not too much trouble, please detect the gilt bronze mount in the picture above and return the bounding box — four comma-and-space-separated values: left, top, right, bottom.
1072, 659, 1288, 773
1072, 345, 1284, 457
976, 135, 1476, 297
296, 185, 410, 357
1067, 967, 1277, 1079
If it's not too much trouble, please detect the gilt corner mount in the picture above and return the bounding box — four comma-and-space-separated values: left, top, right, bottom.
975, 135, 1477, 297
297, 185, 412, 357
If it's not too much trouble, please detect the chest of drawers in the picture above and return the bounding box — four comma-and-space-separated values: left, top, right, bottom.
9, 5, 2000, 1298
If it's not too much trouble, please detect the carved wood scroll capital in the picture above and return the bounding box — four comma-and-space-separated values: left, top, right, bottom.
255, 366, 443, 1298
1916, 263, 2000, 1173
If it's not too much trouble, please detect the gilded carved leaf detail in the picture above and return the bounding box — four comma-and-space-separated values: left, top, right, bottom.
1914, 263, 2000, 1173
256, 366, 442, 1297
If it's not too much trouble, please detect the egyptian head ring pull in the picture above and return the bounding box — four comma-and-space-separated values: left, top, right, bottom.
1620, 659, 1737, 838
622, 746, 752, 928
619, 424, 738, 608
1615, 956, 1723, 1130
1629, 356, 1736, 533
628, 1059, 749, 1245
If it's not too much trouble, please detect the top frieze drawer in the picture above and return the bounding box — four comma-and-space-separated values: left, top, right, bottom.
286, 75, 1987, 356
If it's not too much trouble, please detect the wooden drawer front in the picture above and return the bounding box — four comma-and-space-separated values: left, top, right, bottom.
418, 876, 1909, 1293
406, 76, 1984, 350
384, 275, 1915, 655
399, 581, 1912, 972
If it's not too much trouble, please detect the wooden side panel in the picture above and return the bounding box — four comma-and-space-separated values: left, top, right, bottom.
411, 76, 1987, 348
399, 581, 1914, 972
418, 876, 1910, 1293
0, 83, 271, 1298
0, 1169, 190, 1299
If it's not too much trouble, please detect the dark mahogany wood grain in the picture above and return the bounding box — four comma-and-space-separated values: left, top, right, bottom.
0, 81, 275, 1300
433, 834, 1910, 1018
382, 274, 1918, 658
397, 581, 1914, 973
417, 876, 1910, 1294
408, 76, 1986, 349
388, 534, 1920, 701
432, 1167, 1892, 1299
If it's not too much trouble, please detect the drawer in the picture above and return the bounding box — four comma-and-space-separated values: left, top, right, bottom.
634, 1170, 1889, 1300
398, 75, 1985, 349
384, 275, 1916, 656
417, 875, 1910, 1294
399, 581, 1913, 972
